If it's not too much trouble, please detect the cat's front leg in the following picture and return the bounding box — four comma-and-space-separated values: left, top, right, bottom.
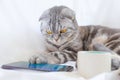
29, 53, 48, 64
29, 50, 76, 64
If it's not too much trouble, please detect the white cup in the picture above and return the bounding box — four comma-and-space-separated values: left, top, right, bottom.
77, 51, 119, 78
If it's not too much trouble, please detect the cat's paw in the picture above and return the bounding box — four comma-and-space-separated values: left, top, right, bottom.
29, 53, 61, 64
29, 54, 47, 64
112, 58, 120, 70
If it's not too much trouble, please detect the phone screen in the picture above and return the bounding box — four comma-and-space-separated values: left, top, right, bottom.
2, 61, 73, 72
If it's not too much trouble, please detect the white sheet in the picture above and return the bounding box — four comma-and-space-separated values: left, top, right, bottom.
0, 61, 111, 80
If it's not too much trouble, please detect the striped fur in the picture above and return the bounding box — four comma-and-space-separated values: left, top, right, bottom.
80, 25, 120, 54
29, 6, 120, 71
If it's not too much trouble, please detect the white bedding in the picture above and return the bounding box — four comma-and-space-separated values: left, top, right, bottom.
0, 61, 112, 80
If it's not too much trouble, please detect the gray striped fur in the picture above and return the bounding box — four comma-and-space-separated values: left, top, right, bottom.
29, 6, 120, 71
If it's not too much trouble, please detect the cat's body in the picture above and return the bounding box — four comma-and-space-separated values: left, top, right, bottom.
80, 25, 120, 53
29, 6, 120, 71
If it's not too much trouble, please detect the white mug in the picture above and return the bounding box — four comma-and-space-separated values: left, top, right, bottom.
77, 51, 120, 78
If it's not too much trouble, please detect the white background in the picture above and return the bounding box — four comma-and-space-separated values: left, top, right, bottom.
0, 0, 120, 64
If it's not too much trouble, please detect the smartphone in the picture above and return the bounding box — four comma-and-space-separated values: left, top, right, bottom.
1, 61, 73, 72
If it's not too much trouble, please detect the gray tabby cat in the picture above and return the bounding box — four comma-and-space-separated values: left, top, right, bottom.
29, 6, 120, 71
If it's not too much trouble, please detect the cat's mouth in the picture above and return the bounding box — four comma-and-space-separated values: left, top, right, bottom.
47, 39, 68, 48
47, 38, 67, 46
54, 37, 59, 42
53, 39, 65, 45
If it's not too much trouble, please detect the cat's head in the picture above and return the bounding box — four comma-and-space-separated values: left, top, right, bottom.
39, 6, 79, 44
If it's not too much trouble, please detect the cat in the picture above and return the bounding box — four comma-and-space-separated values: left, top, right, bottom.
29, 6, 120, 71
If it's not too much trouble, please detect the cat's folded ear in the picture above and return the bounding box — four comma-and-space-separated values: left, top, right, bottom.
61, 8, 75, 20
39, 9, 50, 21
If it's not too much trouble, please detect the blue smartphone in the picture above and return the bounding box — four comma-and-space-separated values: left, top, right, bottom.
1, 61, 73, 72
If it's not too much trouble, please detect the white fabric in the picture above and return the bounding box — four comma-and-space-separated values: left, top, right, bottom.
0, 69, 108, 80
74, 0, 120, 27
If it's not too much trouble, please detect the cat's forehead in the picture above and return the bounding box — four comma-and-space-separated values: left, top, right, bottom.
39, 6, 77, 31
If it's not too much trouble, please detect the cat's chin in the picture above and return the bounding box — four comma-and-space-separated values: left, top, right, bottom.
53, 41, 62, 45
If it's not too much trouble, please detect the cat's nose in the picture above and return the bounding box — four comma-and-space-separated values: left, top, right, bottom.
55, 38, 59, 41
54, 35, 59, 41
54, 37, 59, 41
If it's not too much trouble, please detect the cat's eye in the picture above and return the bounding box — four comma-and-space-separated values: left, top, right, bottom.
46, 30, 52, 34
60, 29, 67, 33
